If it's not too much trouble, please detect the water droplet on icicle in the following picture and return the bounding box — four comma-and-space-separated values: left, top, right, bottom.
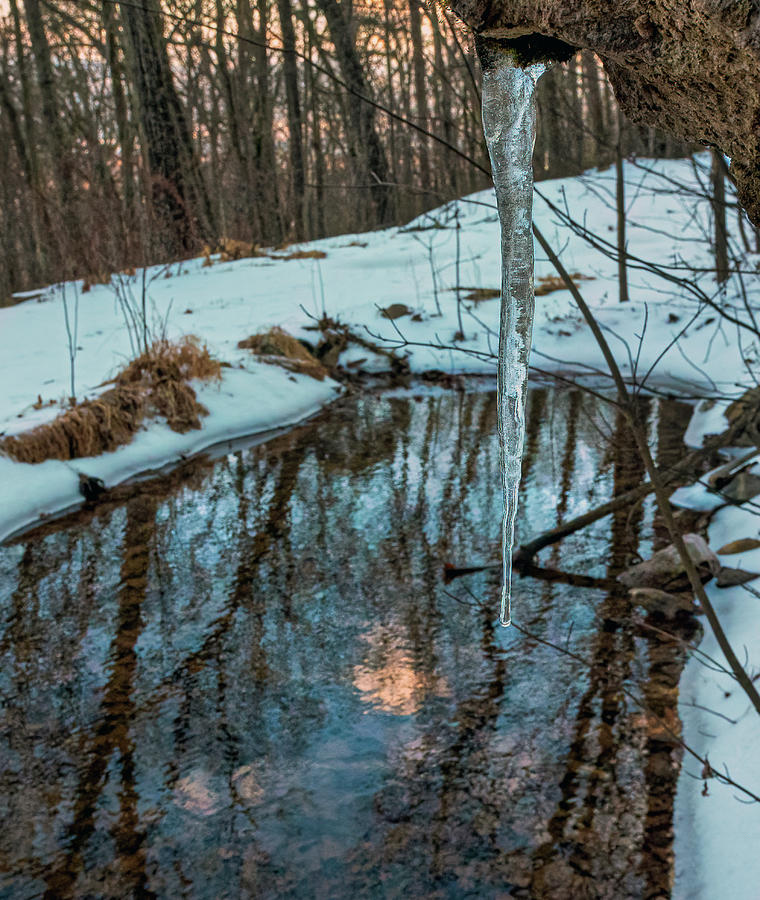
481, 51, 546, 626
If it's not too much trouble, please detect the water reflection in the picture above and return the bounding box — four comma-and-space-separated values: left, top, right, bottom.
0, 385, 692, 898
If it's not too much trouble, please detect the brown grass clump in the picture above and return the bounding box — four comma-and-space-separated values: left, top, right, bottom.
202, 237, 262, 266
238, 327, 328, 380
535, 272, 595, 296
277, 249, 327, 261
81, 271, 112, 293
200, 242, 326, 267
462, 288, 500, 302
0, 337, 222, 464
117, 337, 221, 432
1, 386, 144, 463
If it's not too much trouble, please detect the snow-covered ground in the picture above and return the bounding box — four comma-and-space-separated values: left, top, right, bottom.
672, 456, 760, 898
1, 154, 759, 893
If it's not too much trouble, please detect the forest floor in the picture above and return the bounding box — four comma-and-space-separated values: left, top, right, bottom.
1, 153, 759, 895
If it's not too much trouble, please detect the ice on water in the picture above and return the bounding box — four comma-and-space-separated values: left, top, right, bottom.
481, 53, 545, 626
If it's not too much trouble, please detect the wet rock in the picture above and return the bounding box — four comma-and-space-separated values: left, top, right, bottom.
452, 0, 760, 224
629, 587, 695, 618
78, 473, 106, 502
720, 471, 760, 503
671, 507, 713, 536
618, 534, 719, 591
715, 567, 760, 588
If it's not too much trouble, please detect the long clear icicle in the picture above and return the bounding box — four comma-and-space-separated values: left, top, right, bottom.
481, 54, 545, 627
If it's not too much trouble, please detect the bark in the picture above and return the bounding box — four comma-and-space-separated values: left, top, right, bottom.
616, 108, 629, 303
252, 0, 284, 241
277, 0, 306, 237
582, 50, 606, 160
711, 149, 729, 286
408, 0, 430, 190
23, 0, 76, 266
120, 0, 214, 257
449, 0, 760, 224
102, 1, 136, 245
316, 0, 394, 224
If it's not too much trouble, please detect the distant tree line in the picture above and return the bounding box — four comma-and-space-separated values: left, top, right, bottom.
0, 0, 692, 295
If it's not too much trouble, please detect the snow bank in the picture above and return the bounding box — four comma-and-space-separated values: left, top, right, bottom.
0, 365, 338, 544
673, 490, 760, 898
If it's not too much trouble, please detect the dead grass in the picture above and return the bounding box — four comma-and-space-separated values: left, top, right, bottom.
202, 237, 263, 266
535, 272, 595, 296
238, 327, 328, 380
276, 249, 327, 261
461, 288, 500, 302
0, 337, 222, 464
201, 241, 327, 267
81, 271, 112, 293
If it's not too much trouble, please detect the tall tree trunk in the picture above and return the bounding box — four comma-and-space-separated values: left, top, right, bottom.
383, 0, 398, 191
408, 0, 430, 194
119, 0, 214, 258
582, 50, 605, 166
252, 0, 283, 241
305, 23, 326, 237
431, 10, 455, 194
616, 108, 630, 303
103, 0, 135, 251
0, 33, 46, 281
711, 149, 729, 286
277, 0, 306, 238
316, 0, 394, 224
23, 0, 76, 267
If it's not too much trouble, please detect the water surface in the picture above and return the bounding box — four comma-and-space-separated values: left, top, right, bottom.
0, 385, 694, 898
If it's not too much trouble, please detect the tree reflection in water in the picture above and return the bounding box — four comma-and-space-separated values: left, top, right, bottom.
0, 386, 695, 898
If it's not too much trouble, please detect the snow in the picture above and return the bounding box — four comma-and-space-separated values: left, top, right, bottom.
1, 154, 760, 890
0, 366, 338, 543
3, 156, 754, 542
674, 499, 760, 899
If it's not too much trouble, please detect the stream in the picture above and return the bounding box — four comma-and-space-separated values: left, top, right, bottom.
0, 382, 697, 898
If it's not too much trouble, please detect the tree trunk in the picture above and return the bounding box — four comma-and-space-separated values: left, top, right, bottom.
316, 0, 394, 224
119, 0, 214, 258
102, 0, 136, 255
711, 149, 729, 286
616, 108, 630, 303
23, 0, 75, 267
277, 0, 306, 238
582, 50, 605, 166
408, 0, 430, 194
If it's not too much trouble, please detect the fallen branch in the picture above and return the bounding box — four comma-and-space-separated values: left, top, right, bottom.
534, 222, 760, 718
516, 424, 747, 563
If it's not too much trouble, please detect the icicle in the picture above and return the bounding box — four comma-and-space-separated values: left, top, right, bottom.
481, 50, 545, 627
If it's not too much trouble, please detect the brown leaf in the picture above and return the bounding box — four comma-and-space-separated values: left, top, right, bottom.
716, 537, 760, 554
380, 303, 412, 320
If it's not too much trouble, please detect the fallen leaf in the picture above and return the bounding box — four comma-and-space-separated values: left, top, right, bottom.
716, 537, 760, 554
380, 303, 412, 320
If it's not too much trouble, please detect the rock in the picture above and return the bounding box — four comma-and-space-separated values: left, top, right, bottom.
716, 537, 760, 555
716, 567, 760, 588
78, 473, 106, 502
618, 533, 719, 591
629, 587, 695, 617
451, 1, 760, 224
720, 471, 760, 503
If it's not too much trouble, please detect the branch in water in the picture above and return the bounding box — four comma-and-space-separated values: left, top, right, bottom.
533, 222, 760, 719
